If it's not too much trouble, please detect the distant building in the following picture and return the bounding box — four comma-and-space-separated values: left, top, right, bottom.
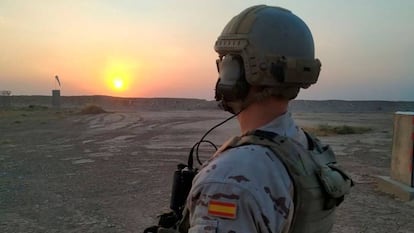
0, 90, 12, 108
52, 89, 60, 108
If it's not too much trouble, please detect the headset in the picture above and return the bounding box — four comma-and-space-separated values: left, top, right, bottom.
214, 54, 250, 109
215, 53, 321, 112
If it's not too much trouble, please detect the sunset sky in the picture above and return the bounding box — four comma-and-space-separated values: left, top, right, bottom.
0, 0, 413, 101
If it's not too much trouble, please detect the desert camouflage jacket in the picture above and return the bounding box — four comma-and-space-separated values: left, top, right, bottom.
184, 112, 307, 233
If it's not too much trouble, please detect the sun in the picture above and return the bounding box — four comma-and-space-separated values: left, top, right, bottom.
104, 58, 141, 94
113, 78, 124, 90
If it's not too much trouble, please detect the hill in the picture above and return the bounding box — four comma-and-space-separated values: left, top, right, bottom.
1, 95, 414, 113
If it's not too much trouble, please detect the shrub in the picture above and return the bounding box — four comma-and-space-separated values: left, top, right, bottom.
79, 104, 107, 114
27, 105, 49, 111
304, 124, 372, 136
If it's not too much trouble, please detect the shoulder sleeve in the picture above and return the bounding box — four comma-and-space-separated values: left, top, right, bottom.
186, 146, 294, 233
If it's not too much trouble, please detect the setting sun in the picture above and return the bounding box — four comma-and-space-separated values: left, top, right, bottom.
103, 58, 141, 95
113, 78, 124, 90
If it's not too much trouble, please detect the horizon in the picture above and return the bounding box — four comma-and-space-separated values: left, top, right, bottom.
6, 94, 414, 103
1, 0, 413, 101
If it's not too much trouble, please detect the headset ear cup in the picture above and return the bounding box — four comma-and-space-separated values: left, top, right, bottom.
214, 78, 221, 101
235, 77, 249, 100
234, 55, 250, 100
215, 54, 250, 103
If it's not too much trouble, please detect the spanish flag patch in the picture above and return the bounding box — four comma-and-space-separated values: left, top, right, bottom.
207, 200, 237, 219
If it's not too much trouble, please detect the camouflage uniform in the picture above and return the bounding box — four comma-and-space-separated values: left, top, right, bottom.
186, 112, 306, 233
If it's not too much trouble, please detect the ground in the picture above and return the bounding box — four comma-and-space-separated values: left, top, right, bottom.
1, 101, 414, 233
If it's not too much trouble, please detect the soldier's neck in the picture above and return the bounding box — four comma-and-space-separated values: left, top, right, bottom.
237, 98, 288, 135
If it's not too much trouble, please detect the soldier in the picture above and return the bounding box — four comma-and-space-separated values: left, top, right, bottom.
149, 5, 353, 233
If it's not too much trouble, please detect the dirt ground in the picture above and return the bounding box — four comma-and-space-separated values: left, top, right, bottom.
1, 104, 414, 233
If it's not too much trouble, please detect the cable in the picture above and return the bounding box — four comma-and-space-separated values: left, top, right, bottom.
195, 140, 217, 165
187, 110, 241, 169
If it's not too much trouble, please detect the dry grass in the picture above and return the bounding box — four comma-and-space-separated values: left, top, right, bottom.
0, 107, 67, 126
79, 104, 107, 114
0, 139, 12, 144
303, 124, 372, 136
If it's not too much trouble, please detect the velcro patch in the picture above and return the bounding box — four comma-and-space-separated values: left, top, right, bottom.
207, 200, 237, 219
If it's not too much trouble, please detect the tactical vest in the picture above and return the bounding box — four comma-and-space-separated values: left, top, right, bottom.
214, 130, 353, 233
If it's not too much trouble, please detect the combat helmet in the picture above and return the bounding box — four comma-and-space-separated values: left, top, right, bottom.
214, 5, 321, 111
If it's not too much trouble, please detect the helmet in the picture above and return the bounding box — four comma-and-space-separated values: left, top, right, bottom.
214, 5, 321, 109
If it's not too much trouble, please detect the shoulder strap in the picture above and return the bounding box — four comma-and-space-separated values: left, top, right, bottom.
220, 130, 312, 175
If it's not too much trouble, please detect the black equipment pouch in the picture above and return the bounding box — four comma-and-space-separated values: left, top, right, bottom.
170, 164, 197, 219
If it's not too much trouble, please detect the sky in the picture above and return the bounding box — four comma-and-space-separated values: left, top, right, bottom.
0, 0, 413, 101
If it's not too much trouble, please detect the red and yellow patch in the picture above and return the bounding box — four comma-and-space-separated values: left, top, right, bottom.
207, 200, 237, 219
